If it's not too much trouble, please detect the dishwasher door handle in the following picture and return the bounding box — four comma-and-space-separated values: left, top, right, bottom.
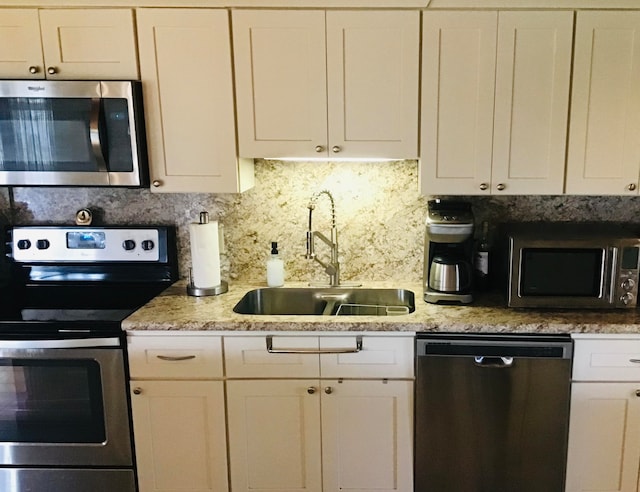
474, 356, 514, 368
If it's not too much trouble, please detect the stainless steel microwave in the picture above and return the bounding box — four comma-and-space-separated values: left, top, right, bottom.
507, 224, 640, 309
0, 80, 147, 187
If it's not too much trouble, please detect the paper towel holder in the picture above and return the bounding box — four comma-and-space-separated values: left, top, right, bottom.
186, 211, 229, 297
187, 269, 229, 297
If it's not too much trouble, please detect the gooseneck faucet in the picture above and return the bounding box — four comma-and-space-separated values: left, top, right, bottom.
305, 190, 341, 286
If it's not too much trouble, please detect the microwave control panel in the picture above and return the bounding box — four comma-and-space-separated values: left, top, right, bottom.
615, 245, 640, 307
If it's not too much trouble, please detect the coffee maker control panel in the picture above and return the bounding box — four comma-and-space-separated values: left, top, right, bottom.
426, 200, 474, 243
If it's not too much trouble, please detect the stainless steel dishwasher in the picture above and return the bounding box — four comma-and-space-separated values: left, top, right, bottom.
414, 334, 573, 492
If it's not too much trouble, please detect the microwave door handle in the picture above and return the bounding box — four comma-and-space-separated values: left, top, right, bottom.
608, 247, 618, 301
90, 97, 108, 173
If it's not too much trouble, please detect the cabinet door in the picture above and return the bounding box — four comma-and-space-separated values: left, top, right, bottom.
566, 11, 640, 195
421, 11, 497, 195
227, 380, 322, 492
39, 9, 138, 79
491, 11, 573, 195
565, 382, 640, 492
137, 9, 253, 193
321, 380, 414, 492
0, 9, 44, 79
233, 10, 328, 159
130, 380, 229, 492
326, 11, 419, 159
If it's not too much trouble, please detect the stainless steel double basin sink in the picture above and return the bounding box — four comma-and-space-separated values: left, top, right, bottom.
233, 287, 415, 316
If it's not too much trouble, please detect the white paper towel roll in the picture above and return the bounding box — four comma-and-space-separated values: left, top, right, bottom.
189, 220, 221, 289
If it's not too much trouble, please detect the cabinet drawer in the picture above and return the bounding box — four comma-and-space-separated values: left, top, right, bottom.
572, 337, 640, 381
128, 335, 223, 379
320, 336, 414, 378
224, 335, 320, 378
224, 335, 414, 379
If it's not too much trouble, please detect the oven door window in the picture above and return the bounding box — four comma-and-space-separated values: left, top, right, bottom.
0, 359, 105, 443
520, 248, 604, 297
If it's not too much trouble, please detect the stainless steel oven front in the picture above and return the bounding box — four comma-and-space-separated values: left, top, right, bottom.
0, 336, 135, 491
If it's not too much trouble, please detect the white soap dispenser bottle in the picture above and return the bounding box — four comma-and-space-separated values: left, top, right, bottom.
266, 241, 285, 287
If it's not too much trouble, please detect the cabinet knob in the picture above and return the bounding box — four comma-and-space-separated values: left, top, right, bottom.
635, 389, 640, 397
28, 66, 39, 74
324, 386, 333, 395
628, 183, 637, 191
331, 146, 341, 153
315, 145, 324, 153
479, 183, 488, 191
152, 180, 162, 188
307, 386, 316, 395
133, 387, 143, 395
496, 183, 506, 191
47, 66, 58, 75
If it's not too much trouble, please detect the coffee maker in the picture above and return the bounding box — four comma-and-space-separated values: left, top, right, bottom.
423, 199, 474, 304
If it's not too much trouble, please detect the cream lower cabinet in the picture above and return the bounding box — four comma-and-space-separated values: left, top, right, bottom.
566, 11, 640, 195
0, 8, 138, 79
136, 9, 254, 193
421, 10, 572, 195
565, 335, 640, 492
128, 334, 229, 492
225, 335, 414, 492
232, 10, 419, 159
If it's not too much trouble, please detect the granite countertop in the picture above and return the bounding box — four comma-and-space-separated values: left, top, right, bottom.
122, 280, 640, 334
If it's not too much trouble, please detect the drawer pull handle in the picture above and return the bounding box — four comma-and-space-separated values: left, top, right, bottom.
266, 335, 362, 354
630, 359, 640, 363
636, 390, 640, 397
156, 355, 197, 361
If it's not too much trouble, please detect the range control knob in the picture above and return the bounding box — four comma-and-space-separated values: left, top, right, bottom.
36, 239, 50, 250
17, 239, 31, 250
123, 239, 136, 251
141, 240, 155, 251
622, 278, 636, 291
621, 292, 635, 305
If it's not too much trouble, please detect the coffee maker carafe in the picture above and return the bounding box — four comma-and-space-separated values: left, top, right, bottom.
424, 199, 474, 304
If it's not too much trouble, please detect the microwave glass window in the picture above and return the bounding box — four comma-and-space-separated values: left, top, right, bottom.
520, 248, 603, 297
0, 97, 100, 172
0, 359, 106, 443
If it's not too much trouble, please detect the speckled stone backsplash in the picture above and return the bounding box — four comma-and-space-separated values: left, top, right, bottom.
4, 159, 640, 284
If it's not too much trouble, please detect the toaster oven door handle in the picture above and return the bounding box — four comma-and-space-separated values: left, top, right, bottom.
90, 97, 108, 173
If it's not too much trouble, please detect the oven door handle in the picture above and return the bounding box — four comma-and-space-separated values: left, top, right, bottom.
0, 337, 121, 349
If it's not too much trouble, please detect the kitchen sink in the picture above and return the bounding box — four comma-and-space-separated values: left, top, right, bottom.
233, 287, 415, 316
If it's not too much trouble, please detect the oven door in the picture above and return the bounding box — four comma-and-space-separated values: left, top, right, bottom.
0, 337, 132, 467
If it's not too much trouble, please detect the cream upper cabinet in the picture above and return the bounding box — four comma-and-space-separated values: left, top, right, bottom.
421, 10, 573, 195
566, 11, 640, 195
232, 10, 420, 159
137, 8, 254, 193
0, 8, 138, 80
